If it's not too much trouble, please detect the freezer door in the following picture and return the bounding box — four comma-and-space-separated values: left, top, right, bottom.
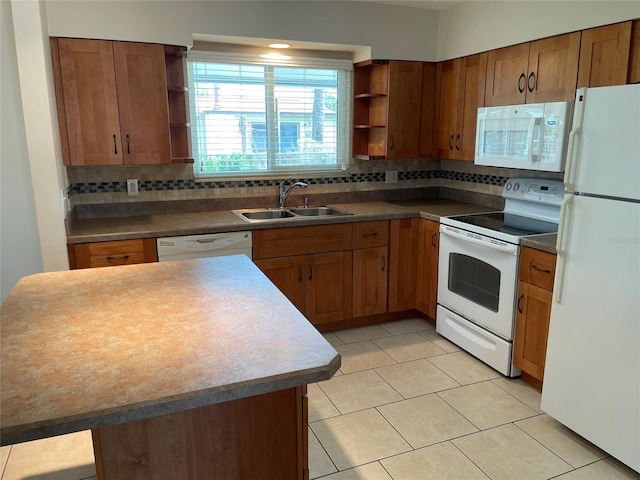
542, 195, 640, 472
565, 84, 640, 200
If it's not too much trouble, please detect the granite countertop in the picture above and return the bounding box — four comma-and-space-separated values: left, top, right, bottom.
66, 199, 495, 243
521, 233, 557, 254
0, 256, 340, 445
67, 198, 555, 253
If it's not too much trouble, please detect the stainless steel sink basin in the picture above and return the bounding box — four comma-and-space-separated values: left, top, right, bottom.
232, 206, 352, 223
288, 207, 351, 217
240, 209, 295, 220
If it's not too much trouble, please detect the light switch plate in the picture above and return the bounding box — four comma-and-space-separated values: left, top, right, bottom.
127, 179, 139, 196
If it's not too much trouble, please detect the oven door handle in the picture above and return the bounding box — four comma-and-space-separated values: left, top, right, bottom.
440, 227, 518, 255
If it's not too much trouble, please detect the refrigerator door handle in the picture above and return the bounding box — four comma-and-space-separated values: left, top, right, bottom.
554, 194, 575, 303
564, 88, 586, 192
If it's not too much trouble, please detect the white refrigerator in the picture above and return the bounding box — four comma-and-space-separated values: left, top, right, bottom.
541, 84, 640, 473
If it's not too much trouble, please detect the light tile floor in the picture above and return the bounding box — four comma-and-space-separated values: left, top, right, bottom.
1, 318, 639, 480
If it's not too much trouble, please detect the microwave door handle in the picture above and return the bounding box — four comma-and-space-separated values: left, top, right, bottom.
527, 117, 542, 163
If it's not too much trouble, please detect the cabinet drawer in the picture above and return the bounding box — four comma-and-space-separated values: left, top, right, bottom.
73, 238, 158, 269
253, 224, 353, 259
519, 247, 556, 291
353, 221, 389, 249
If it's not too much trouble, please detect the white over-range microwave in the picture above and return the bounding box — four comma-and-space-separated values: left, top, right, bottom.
474, 101, 573, 172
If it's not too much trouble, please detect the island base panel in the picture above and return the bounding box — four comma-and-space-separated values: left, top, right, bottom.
92, 386, 308, 479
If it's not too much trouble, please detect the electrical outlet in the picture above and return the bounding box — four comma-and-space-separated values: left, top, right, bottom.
127, 179, 139, 196
385, 171, 398, 184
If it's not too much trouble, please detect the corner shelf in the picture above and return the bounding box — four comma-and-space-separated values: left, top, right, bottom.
164, 45, 193, 164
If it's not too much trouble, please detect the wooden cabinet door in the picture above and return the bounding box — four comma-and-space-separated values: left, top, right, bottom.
578, 21, 632, 88
433, 59, 461, 159
72, 238, 157, 269
254, 257, 306, 314
305, 251, 353, 325
386, 61, 423, 159
113, 42, 171, 164
513, 281, 552, 384
353, 247, 388, 318
57, 38, 122, 166
416, 220, 439, 319
527, 32, 581, 103
418, 62, 436, 158
485, 42, 530, 106
388, 218, 420, 312
629, 20, 640, 84
457, 53, 487, 160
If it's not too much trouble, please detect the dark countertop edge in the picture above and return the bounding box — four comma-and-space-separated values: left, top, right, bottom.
521, 233, 558, 254
1, 353, 341, 446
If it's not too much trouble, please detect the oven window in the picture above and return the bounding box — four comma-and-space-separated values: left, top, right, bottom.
448, 253, 501, 312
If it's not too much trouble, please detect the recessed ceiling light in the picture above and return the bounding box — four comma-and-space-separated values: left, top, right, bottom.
269, 43, 291, 49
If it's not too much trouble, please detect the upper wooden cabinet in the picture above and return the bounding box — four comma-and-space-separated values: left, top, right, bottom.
433, 53, 487, 160
629, 20, 640, 84
578, 21, 633, 88
485, 32, 581, 106
352, 60, 435, 160
52, 38, 172, 166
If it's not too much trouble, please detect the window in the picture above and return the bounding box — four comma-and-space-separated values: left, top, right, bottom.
187, 52, 353, 178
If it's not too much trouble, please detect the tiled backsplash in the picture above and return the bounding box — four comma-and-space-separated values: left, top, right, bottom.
66, 158, 563, 214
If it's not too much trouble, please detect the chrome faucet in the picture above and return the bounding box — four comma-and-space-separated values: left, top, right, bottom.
278, 178, 308, 208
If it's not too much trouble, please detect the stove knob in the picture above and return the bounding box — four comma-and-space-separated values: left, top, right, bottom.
505, 183, 512, 191
513, 183, 520, 191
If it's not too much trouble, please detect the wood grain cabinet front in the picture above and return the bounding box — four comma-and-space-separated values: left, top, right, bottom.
353, 221, 390, 318
578, 21, 633, 88
416, 219, 439, 320
513, 247, 557, 389
70, 238, 158, 269
253, 225, 353, 326
51, 38, 173, 166
485, 32, 581, 106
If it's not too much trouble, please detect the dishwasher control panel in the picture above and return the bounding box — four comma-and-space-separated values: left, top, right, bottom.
157, 232, 252, 261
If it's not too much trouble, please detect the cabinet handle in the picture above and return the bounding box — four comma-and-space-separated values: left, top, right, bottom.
126, 134, 131, 154
389, 134, 394, 151
113, 134, 118, 154
431, 231, 437, 248
518, 73, 526, 93
532, 264, 551, 274
106, 255, 129, 262
455, 134, 460, 151
517, 293, 524, 313
449, 134, 454, 150
308, 265, 313, 282
527, 72, 536, 92
381, 255, 386, 272
362, 232, 378, 238
298, 265, 303, 282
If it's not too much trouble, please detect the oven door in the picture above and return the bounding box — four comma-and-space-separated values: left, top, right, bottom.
437, 224, 519, 340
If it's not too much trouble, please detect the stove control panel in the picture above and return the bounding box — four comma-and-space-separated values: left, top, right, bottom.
503, 178, 564, 205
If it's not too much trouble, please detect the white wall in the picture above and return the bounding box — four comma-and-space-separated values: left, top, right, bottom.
1, 1, 44, 302
438, 1, 640, 61
45, 0, 440, 61
10, 0, 69, 275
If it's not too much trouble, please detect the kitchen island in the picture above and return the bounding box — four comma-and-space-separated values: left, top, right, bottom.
0, 255, 340, 478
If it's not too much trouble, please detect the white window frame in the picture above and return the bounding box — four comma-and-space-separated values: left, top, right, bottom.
187, 50, 353, 180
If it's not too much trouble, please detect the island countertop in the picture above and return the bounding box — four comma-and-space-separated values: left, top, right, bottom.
0, 255, 340, 445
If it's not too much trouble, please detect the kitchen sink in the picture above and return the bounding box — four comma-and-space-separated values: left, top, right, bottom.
232, 206, 352, 223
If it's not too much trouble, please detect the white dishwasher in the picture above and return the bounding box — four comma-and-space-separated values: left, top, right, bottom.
156, 232, 252, 261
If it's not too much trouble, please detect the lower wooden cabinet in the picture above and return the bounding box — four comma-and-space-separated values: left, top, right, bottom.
353, 246, 388, 317
69, 238, 157, 269
253, 225, 353, 326
416, 219, 439, 319
513, 247, 557, 389
388, 218, 420, 312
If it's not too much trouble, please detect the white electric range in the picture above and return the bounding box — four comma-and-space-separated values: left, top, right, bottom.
436, 178, 564, 376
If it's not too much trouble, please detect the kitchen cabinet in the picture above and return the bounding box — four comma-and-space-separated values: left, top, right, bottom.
353, 221, 389, 318
69, 238, 158, 269
485, 32, 581, 106
253, 225, 353, 325
164, 45, 194, 163
416, 219, 439, 320
352, 60, 435, 159
578, 21, 632, 88
51, 38, 172, 166
629, 20, 640, 84
433, 53, 487, 160
388, 218, 420, 312
513, 247, 557, 390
